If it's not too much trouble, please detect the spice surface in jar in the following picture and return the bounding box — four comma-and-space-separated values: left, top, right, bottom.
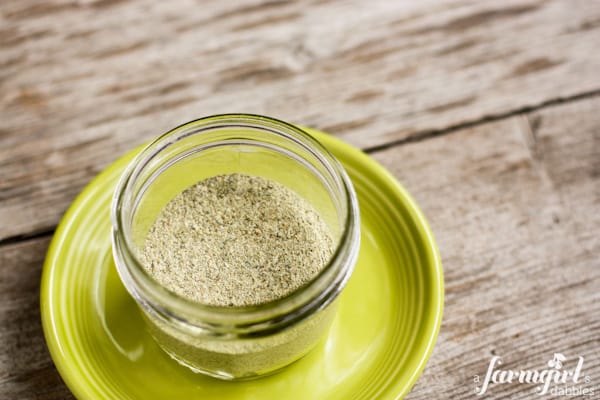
140, 173, 335, 307
111, 114, 360, 380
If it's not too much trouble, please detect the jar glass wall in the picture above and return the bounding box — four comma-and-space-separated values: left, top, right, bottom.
111, 114, 360, 380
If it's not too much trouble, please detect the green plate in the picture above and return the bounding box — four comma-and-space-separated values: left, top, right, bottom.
41, 128, 443, 399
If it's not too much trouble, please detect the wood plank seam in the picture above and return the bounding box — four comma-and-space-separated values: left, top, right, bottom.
363, 88, 600, 154
0, 228, 55, 247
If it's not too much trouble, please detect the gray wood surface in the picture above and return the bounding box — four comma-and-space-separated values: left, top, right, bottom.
375, 97, 600, 399
1, 1, 598, 399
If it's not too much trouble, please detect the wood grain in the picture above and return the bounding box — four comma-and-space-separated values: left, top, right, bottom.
2, 0, 600, 240
373, 97, 599, 399
0, 237, 74, 400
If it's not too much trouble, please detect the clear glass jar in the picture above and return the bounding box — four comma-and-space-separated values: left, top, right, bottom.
111, 114, 360, 380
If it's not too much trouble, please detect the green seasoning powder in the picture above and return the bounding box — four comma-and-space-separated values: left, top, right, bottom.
140, 173, 334, 307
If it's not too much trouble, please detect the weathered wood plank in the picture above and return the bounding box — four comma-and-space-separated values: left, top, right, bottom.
0, 237, 74, 400
372, 97, 599, 399
1, 97, 598, 399
2, 0, 600, 240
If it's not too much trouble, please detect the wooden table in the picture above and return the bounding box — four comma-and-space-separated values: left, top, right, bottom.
1, 1, 599, 398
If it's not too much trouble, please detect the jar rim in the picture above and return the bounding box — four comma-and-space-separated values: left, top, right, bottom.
111, 114, 360, 334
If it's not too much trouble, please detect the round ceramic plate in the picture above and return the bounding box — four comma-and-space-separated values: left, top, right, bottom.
41, 128, 443, 400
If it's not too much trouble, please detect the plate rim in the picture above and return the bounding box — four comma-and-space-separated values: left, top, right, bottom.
40, 129, 444, 399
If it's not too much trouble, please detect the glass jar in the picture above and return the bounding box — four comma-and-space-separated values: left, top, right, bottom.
111, 114, 360, 380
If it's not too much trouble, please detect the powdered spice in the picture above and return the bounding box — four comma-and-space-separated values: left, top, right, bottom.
140, 173, 334, 307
